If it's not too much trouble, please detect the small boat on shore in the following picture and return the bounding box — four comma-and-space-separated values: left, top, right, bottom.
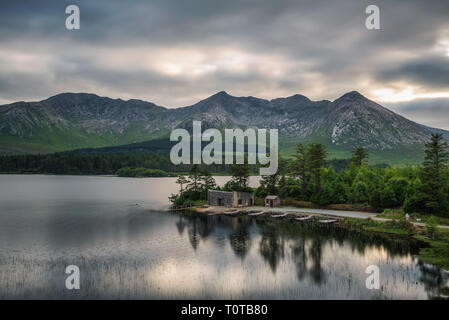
318, 219, 338, 224
271, 213, 288, 218
224, 210, 240, 216
248, 211, 263, 216
295, 215, 313, 221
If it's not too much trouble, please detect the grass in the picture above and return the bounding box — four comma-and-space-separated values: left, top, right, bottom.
193, 199, 207, 206
416, 236, 449, 270
343, 217, 449, 270
343, 217, 415, 236
378, 208, 449, 226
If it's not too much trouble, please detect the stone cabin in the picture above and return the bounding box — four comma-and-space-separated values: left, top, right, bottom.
208, 190, 254, 207
265, 195, 281, 207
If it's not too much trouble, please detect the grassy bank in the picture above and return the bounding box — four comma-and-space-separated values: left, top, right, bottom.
378, 209, 449, 226
342, 217, 449, 270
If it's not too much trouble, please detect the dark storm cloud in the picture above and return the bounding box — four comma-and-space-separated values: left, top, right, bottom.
0, 0, 449, 110
388, 98, 449, 130
377, 56, 449, 89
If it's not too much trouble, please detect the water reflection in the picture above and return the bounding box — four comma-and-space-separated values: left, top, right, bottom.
259, 227, 285, 273
418, 262, 449, 299
292, 237, 307, 280
173, 211, 449, 297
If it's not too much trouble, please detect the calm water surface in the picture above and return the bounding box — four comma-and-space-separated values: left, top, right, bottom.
0, 175, 447, 299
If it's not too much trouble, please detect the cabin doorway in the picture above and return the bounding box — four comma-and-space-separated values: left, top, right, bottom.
218, 198, 224, 206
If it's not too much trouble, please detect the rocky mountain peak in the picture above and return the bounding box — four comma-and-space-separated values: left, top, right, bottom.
334, 91, 367, 103
1, 90, 447, 158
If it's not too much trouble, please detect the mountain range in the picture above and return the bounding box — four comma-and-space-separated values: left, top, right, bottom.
0, 91, 447, 164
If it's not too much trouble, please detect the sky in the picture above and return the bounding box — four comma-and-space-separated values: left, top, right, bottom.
0, 0, 449, 129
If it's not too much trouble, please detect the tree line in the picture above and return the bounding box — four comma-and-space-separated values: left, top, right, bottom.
0, 152, 233, 175
171, 134, 449, 217
0, 149, 365, 176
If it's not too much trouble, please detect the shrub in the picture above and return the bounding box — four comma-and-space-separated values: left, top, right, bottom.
426, 216, 439, 239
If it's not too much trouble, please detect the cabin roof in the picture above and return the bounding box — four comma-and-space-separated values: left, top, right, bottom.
208, 189, 253, 196
208, 190, 233, 195
265, 195, 280, 200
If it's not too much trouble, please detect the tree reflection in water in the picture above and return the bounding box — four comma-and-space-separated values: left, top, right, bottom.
259, 230, 285, 273
172, 211, 447, 297
418, 262, 449, 299
309, 238, 325, 284
228, 218, 253, 259
292, 237, 307, 280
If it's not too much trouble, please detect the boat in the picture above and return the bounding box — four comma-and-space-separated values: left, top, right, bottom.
271, 213, 288, 218
248, 211, 263, 216
318, 219, 338, 224
224, 210, 240, 215
295, 215, 313, 221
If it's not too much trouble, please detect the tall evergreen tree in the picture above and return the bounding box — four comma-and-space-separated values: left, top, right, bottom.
350, 147, 369, 167
306, 143, 327, 192
227, 163, 251, 191
419, 133, 449, 216
260, 159, 286, 195
292, 143, 308, 188
260, 172, 279, 195
200, 169, 217, 191
176, 175, 189, 193
187, 164, 203, 192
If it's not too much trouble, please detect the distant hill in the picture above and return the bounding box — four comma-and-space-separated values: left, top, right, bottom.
1, 91, 448, 164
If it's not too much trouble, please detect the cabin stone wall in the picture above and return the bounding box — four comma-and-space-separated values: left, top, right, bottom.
208, 190, 254, 207
208, 190, 234, 207
232, 191, 254, 207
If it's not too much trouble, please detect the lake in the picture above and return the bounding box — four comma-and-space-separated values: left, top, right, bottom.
0, 175, 447, 299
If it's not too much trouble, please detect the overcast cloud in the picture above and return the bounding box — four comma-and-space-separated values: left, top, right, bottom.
0, 0, 448, 128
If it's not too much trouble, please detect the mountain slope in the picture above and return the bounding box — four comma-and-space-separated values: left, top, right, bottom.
323, 91, 430, 149
0, 91, 447, 164
0, 93, 170, 153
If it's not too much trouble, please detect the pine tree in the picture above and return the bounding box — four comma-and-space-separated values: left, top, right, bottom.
291, 143, 309, 192
228, 163, 251, 191
350, 147, 369, 167
260, 159, 286, 195
200, 169, 217, 191
306, 143, 327, 193
176, 175, 189, 193
187, 164, 203, 192
419, 133, 449, 216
